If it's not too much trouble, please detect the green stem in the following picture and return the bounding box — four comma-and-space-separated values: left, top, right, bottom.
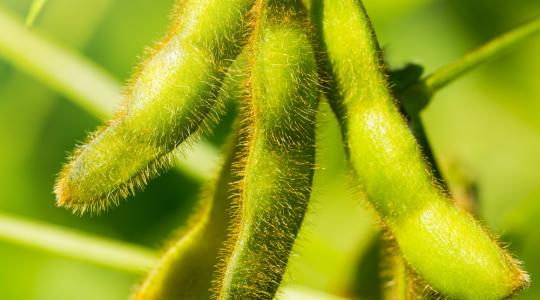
0, 5, 218, 182
25, 0, 48, 27
380, 238, 416, 300
0, 213, 345, 299
409, 115, 443, 183
425, 17, 540, 93
279, 286, 352, 300
401, 17, 540, 183
0, 213, 158, 273
0, 6, 118, 118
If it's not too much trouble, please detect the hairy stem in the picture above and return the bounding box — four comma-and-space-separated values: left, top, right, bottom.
380, 237, 426, 300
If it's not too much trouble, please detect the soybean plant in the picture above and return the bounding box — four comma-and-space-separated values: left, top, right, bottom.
55, 0, 255, 213
53, 0, 537, 299
312, 0, 528, 299
132, 130, 241, 300
215, 1, 318, 298
131, 53, 248, 300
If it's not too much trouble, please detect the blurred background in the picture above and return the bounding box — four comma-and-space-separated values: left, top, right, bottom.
0, 0, 539, 299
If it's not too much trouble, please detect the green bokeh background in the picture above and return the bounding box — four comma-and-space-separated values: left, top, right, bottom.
0, 0, 539, 299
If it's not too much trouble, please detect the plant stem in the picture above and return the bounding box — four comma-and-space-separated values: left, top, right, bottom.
401, 17, 540, 182
0, 213, 346, 298
0, 6, 218, 182
279, 285, 352, 300
0, 213, 158, 273
25, 0, 47, 27
409, 115, 444, 183
408, 16, 540, 104
0, 6, 118, 118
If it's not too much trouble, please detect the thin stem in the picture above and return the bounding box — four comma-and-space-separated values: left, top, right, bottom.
409, 115, 444, 183
0, 213, 346, 299
400, 16, 540, 117
0, 213, 158, 273
381, 237, 417, 300
400, 17, 540, 184
25, 0, 48, 27
424, 16, 540, 95
0, 6, 218, 182
0, 6, 118, 118
279, 286, 352, 300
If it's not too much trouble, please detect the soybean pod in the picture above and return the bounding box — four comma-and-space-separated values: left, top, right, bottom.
131, 55, 248, 300
55, 0, 256, 213
132, 130, 242, 300
380, 235, 434, 300
312, 0, 528, 299
215, 1, 319, 299
131, 156, 229, 299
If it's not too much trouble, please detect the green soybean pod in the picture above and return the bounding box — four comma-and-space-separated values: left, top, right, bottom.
131, 130, 241, 300
380, 241, 415, 300
215, 1, 319, 299
130, 55, 248, 300
54, 0, 256, 214
380, 173, 479, 300
313, 0, 528, 299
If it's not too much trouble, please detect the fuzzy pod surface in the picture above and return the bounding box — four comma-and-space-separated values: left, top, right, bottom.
130, 57, 247, 299
215, 1, 319, 299
54, 0, 256, 213
131, 129, 242, 300
312, 0, 528, 299
380, 236, 431, 300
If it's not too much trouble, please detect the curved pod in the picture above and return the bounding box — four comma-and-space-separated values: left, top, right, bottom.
314, 0, 528, 298
131, 56, 248, 300
132, 131, 242, 300
55, 0, 256, 213
216, 1, 319, 299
